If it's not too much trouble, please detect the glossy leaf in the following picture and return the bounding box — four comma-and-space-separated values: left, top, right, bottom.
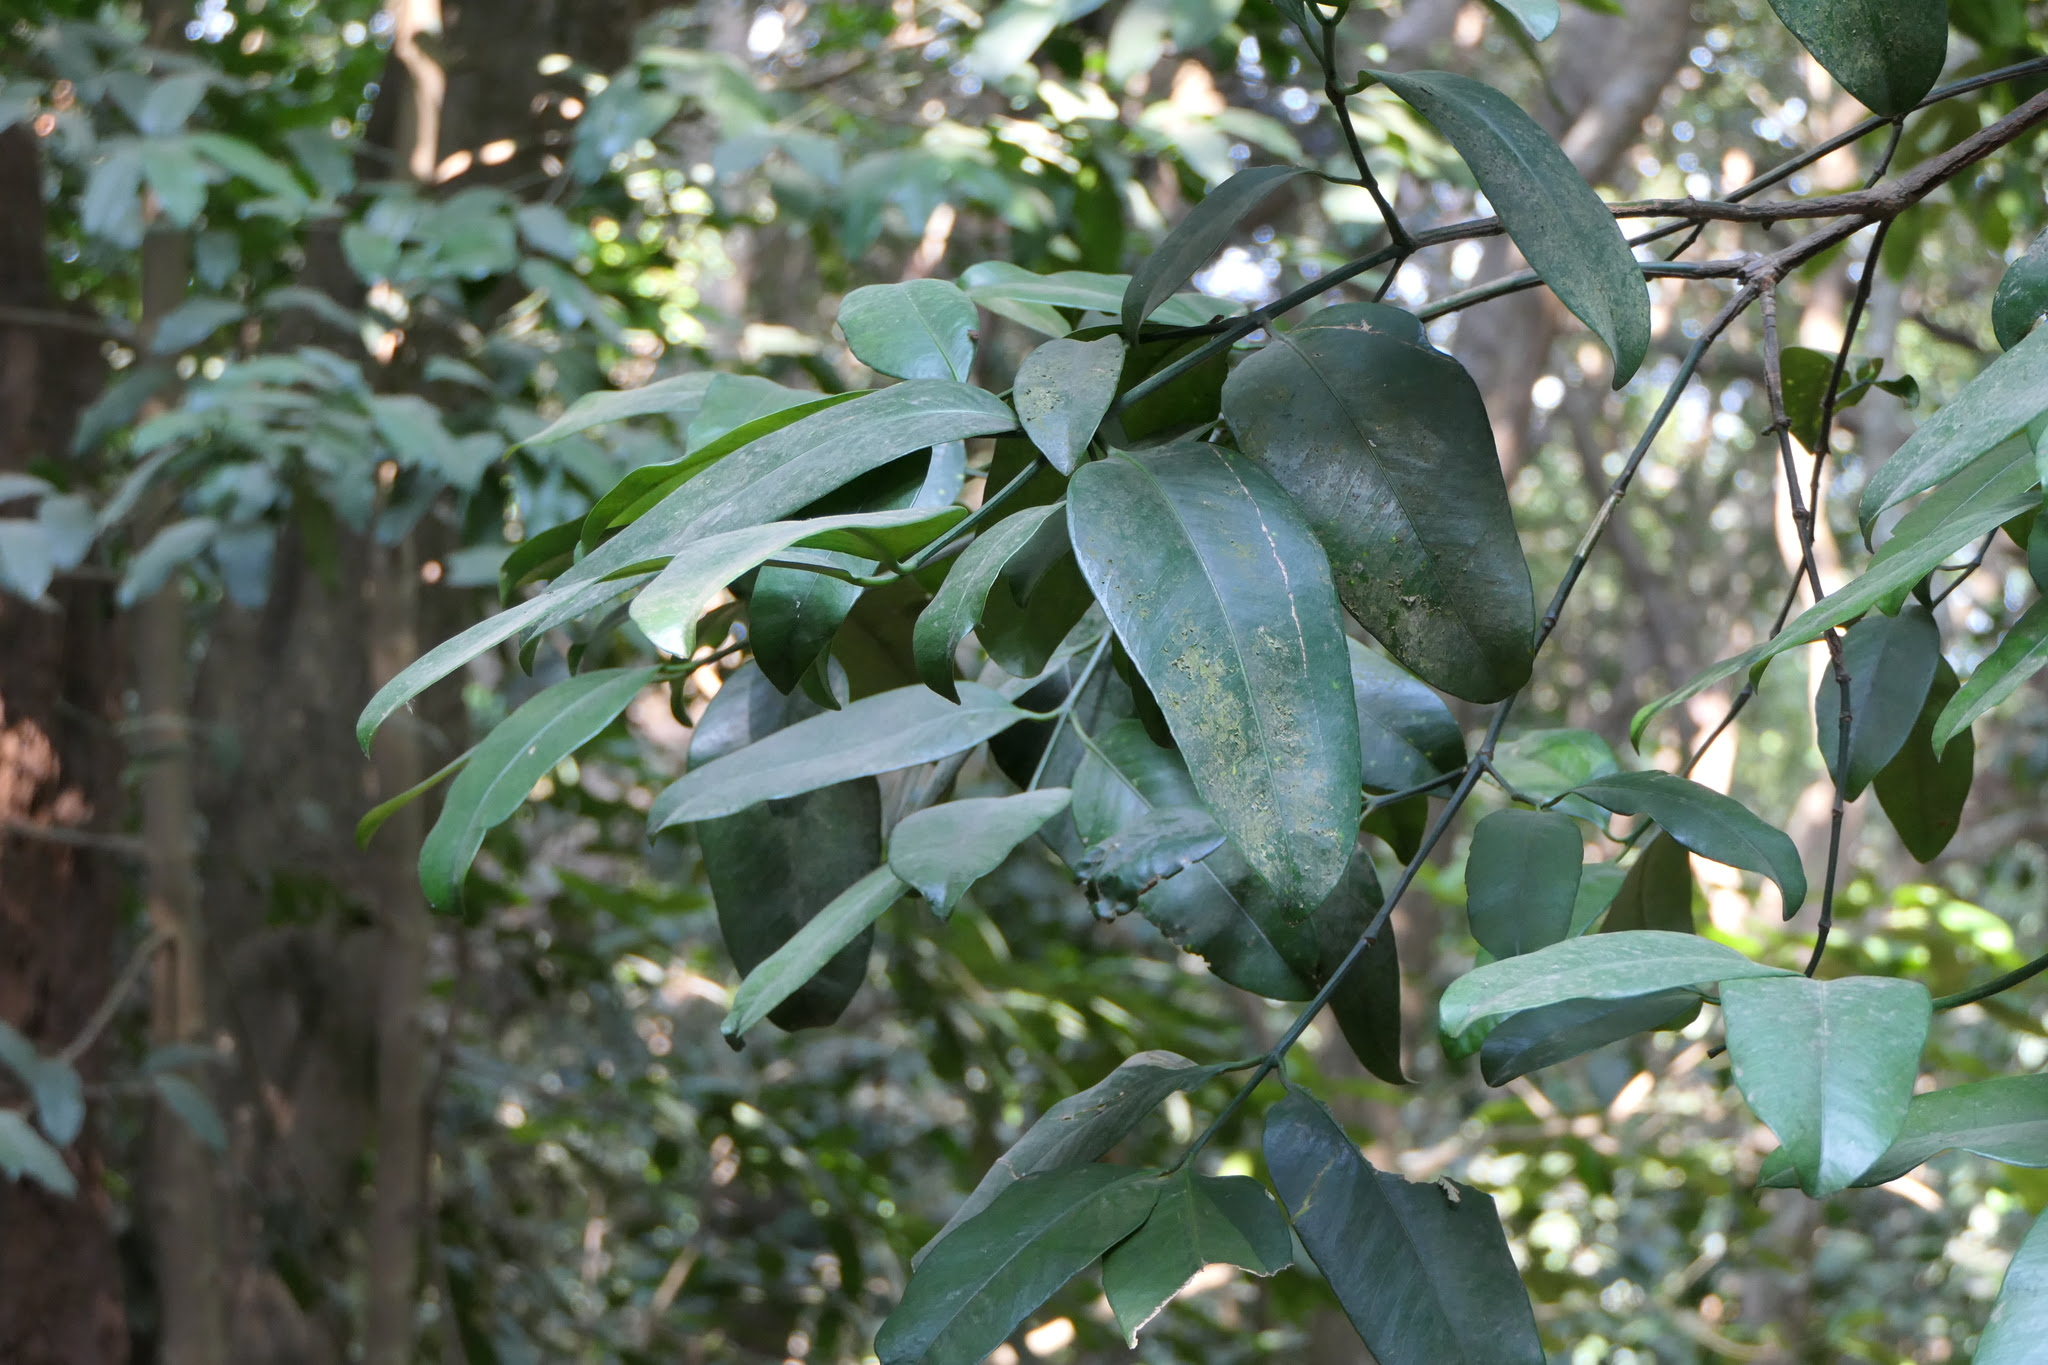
1014, 335, 1124, 473
521, 373, 714, 447
1070, 441, 1361, 912
418, 667, 657, 910
1370, 69, 1650, 385
628, 506, 964, 656
913, 504, 1064, 702
1722, 974, 1931, 1196
1761, 1073, 2048, 1189
1573, 769, 1807, 914
1312, 842, 1406, 1086
650, 683, 1027, 829
1978, 1206, 2048, 1364
1933, 597, 2048, 753
1439, 930, 1792, 1036
1297, 299, 1428, 343
919, 1051, 1235, 1263
692, 664, 881, 1032
1264, 1087, 1544, 1365
1479, 990, 1701, 1086
1225, 324, 1535, 701
839, 279, 979, 382
1993, 227, 2048, 351
1812, 603, 1941, 798
1764, 0, 1946, 115
1348, 638, 1465, 793
1075, 805, 1227, 915
1102, 1171, 1291, 1345
1875, 657, 1974, 861
888, 789, 1073, 916
1859, 323, 2048, 534
1597, 832, 1694, 934
877, 1164, 1161, 1365
1121, 165, 1307, 337
1464, 809, 1582, 959
721, 866, 905, 1041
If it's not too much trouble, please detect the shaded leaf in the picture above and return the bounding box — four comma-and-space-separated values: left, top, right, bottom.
1015, 335, 1124, 474
1465, 809, 1581, 959
1597, 832, 1695, 934
1978, 1206, 2048, 1364
913, 504, 1065, 701
1438, 930, 1791, 1037
118, 517, 218, 607
1568, 861, 1630, 935
1933, 596, 2048, 753
1479, 990, 1701, 1086
1761, 1072, 2048, 1189
151, 1073, 227, 1152
1993, 227, 2048, 352
1875, 657, 1974, 861
1722, 974, 1931, 1196
888, 790, 1072, 916
522, 373, 716, 447
721, 867, 905, 1041
1122, 166, 1308, 338
1369, 69, 1650, 385
1812, 603, 1941, 798
1492, 727, 1617, 824
1070, 441, 1361, 913
839, 280, 979, 382
1264, 1087, 1544, 1365
1075, 805, 1227, 914
1102, 1171, 1291, 1345
1572, 770, 1807, 915
1348, 638, 1466, 793
1224, 324, 1535, 700
1311, 842, 1406, 1086
150, 297, 246, 355
1765, 0, 1947, 115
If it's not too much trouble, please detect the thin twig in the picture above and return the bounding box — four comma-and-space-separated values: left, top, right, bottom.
1933, 947, 2048, 1012
58, 928, 172, 1066
1929, 534, 1997, 606
1026, 633, 1114, 793
0, 816, 149, 858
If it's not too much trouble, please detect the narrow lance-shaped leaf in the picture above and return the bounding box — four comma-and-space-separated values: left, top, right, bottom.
1439, 931, 1793, 1037
1875, 657, 1974, 862
649, 683, 1028, 829
1264, 1087, 1544, 1365
1369, 68, 1650, 385
1977, 1206, 2048, 1365
519, 372, 714, 447
1722, 974, 1931, 1197
1761, 1072, 2048, 1189
1069, 442, 1361, 914
1812, 604, 1941, 798
1479, 990, 1702, 1087
887, 790, 1072, 917
1223, 322, 1536, 701
912, 503, 1064, 702
418, 667, 658, 910
722, 867, 905, 1041
876, 1165, 1162, 1365
1121, 166, 1307, 338
1764, 0, 1947, 116
1464, 809, 1581, 959
1014, 335, 1124, 474
1933, 597, 2048, 753
839, 279, 979, 382
1101, 1171, 1291, 1345
1572, 770, 1807, 915
0, 1110, 76, 1197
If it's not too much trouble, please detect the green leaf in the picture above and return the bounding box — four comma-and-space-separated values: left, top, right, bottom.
1492, 0, 1558, 40
1264, 1087, 1544, 1365
0, 1022, 82, 1145
142, 139, 209, 227
1764, 0, 1946, 115
1934, 597, 2048, 753
913, 503, 1064, 701
1640, 433, 2041, 741
81, 141, 145, 246
1977, 1206, 2048, 1364
188, 132, 308, 207
1812, 603, 1941, 798
151, 1073, 227, 1152
1859, 323, 2048, 534
1297, 300, 1429, 343
888, 790, 1073, 916
359, 382, 1014, 749
918, 1051, 1236, 1264
877, 1164, 1161, 1365
1312, 842, 1406, 1086
1072, 720, 1319, 997
1369, 69, 1650, 386
1348, 639, 1466, 792
355, 749, 468, 849
964, 0, 1109, 81
1597, 832, 1695, 934
1493, 727, 1619, 824
1102, 1171, 1291, 1345
522, 373, 715, 447
1224, 324, 1535, 701
1465, 809, 1581, 959
1761, 1073, 2048, 1189
118, 517, 218, 607
1722, 974, 1931, 1196
150, 297, 246, 355
0, 1109, 76, 1197
1075, 805, 1227, 914
1014, 335, 1124, 474
1479, 990, 1701, 1086
1572, 770, 1807, 914
497, 519, 581, 602
1121, 166, 1307, 338
961, 262, 1234, 336
1438, 930, 1792, 1037
1779, 346, 1848, 451
839, 280, 979, 382
627, 506, 965, 655
1993, 228, 2048, 352
693, 664, 881, 1032
721, 866, 905, 1041
1875, 657, 1974, 861
419, 667, 656, 909
1070, 442, 1361, 913
1568, 861, 1630, 935
974, 523, 1094, 682
649, 683, 1027, 829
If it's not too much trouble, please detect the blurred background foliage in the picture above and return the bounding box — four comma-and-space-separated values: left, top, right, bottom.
1, 0, 2047, 1362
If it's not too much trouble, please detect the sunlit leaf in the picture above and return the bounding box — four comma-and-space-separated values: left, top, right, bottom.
1439, 931, 1791, 1037
1764, 0, 1946, 115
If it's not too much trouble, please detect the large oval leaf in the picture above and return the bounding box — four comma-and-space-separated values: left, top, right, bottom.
1762, 1072, 2048, 1189
1764, 0, 1946, 116
878, 1165, 1162, 1365
1014, 335, 1124, 474
1572, 770, 1807, 914
887, 790, 1072, 917
839, 279, 979, 382
1224, 324, 1535, 700
1121, 166, 1308, 338
1978, 1206, 2048, 1364
418, 666, 657, 910
1875, 657, 1974, 862
1069, 442, 1361, 912
721, 866, 906, 1041
1812, 603, 1941, 798
1370, 69, 1650, 386
1464, 809, 1582, 960
648, 682, 1027, 829
691, 663, 882, 1032
1934, 597, 2048, 753
1101, 1171, 1291, 1345
1348, 638, 1466, 792
1439, 931, 1793, 1037
1264, 1087, 1544, 1365
1722, 974, 1931, 1197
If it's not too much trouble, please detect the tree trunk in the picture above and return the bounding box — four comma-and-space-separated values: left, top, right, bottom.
0, 123, 128, 1365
